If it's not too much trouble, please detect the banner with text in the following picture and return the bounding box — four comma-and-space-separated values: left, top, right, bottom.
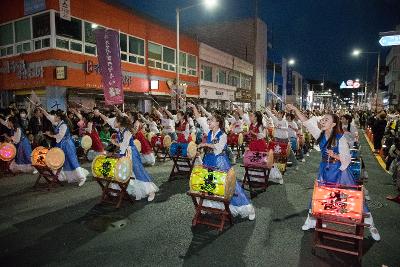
59, 0, 71, 21
94, 29, 124, 105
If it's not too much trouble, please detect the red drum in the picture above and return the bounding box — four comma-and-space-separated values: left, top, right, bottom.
243, 150, 273, 169
227, 133, 243, 146
249, 139, 268, 152
268, 141, 289, 158
151, 135, 164, 148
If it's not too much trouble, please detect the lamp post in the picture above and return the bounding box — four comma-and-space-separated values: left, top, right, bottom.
352, 49, 381, 111
176, 0, 217, 109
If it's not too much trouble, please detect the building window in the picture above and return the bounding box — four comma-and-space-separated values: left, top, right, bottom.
128, 36, 145, 65
201, 65, 212, 82
162, 46, 175, 71
148, 42, 175, 71
240, 73, 252, 90
55, 14, 82, 41
187, 54, 197, 76
217, 69, 227, 84
0, 23, 14, 56
179, 52, 187, 74
83, 22, 101, 55
15, 18, 31, 43
32, 12, 50, 38
31, 12, 50, 51
229, 71, 240, 87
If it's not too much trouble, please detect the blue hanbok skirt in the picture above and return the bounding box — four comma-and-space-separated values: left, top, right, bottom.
10, 138, 33, 173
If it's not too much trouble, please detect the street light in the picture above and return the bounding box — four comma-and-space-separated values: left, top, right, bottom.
288, 59, 296, 65
176, 0, 218, 108
351, 49, 381, 111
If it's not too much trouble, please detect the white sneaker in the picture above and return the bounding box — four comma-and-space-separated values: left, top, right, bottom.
33, 169, 38, 174
301, 158, 306, 162
147, 192, 155, 202
248, 211, 256, 221
302, 214, 316, 231
78, 176, 86, 187
295, 166, 299, 170
369, 227, 381, 241
306, 153, 310, 157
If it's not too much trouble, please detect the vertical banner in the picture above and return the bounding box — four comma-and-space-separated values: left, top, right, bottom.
95, 29, 124, 106
286, 67, 293, 96
167, 80, 177, 110
177, 84, 187, 111
59, 0, 71, 21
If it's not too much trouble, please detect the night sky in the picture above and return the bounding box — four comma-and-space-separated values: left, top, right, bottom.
112, 0, 400, 83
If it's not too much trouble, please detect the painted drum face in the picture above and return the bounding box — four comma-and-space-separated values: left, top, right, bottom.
91, 155, 132, 183
0, 143, 16, 161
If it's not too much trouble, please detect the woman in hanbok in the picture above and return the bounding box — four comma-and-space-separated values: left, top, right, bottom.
40, 109, 88, 186
240, 110, 268, 152
95, 111, 158, 201
0, 116, 33, 173
175, 111, 192, 143
341, 114, 359, 148
131, 113, 156, 166
190, 104, 255, 220
286, 104, 380, 241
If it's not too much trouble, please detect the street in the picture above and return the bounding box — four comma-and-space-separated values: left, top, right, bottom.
0, 135, 399, 267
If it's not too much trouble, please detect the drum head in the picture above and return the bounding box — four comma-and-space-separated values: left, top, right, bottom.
187, 141, 197, 158
237, 133, 244, 146
0, 143, 16, 161
92, 154, 106, 178
115, 157, 132, 183
225, 168, 236, 200
134, 139, 142, 153
81, 135, 92, 150
45, 148, 65, 170
31, 146, 48, 167
163, 135, 172, 148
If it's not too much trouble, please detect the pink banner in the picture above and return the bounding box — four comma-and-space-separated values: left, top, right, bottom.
94, 29, 124, 105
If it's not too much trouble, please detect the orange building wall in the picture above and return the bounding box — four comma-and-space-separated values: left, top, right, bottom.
0, 0, 200, 96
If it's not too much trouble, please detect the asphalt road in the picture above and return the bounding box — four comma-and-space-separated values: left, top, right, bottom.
0, 134, 399, 267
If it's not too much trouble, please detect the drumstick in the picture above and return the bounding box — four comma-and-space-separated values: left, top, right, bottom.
267, 89, 286, 105
144, 93, 161, 107
25, 97, 41, 107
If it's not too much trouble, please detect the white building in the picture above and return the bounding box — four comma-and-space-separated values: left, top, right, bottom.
199, 43, 253, 110
385, 45, 400, 108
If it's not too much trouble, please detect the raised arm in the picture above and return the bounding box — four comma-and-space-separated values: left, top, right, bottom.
39, 107, 56, 125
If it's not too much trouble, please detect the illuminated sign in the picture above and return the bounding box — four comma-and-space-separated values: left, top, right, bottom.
340, 80, 360, 89
379, 35, 400, 47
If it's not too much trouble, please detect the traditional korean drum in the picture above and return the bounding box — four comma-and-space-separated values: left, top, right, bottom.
243, 150, 273, 169
268, 141, 289, 159
163, 135, 172, 148
80, 135, 92, 150
349, 160, 361, 181
312, 181, 364, 224
31, 146, 65, 170
0, 143, 16, 161
169, 142, 197, 158
91, 155, 132, 183
350, 149, 359, 160
189, 165, 236, 200
227, 133, 244, 146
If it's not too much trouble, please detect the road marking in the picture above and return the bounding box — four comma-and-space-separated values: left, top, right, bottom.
363, 133, 390, 174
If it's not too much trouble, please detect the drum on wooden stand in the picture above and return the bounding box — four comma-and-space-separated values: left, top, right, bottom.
227, 133, 244, 146
163, 135, 172, 149
31, 146, 65, 170
189, 165, 236, 200
169, 142, 197, 158
243, 150, 274, 169
91, 155, 132, 183
0, 143, 16, 161
80, 135, 92, 150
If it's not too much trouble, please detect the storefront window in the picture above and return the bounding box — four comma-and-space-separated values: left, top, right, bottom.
0, 23, 14, 46
229, 71, 240, 87
32, 12, 50, 38
240, 73, 252, 89
55, 14, 82, 41
201, 65, 212, 82
217, 69, 226, 84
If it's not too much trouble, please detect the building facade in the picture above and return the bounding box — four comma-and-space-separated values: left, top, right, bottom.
199, 43, 253, 110
385, 46, 400, 108
0, 0, 200, 111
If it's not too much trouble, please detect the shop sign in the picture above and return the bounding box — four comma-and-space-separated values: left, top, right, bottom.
235, 88, 252, 102
0, 60, 43, 80
85, 60, 132, 86
59, 0, 71, 21
216, 91, 224, 96
55, 66, 67, 80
